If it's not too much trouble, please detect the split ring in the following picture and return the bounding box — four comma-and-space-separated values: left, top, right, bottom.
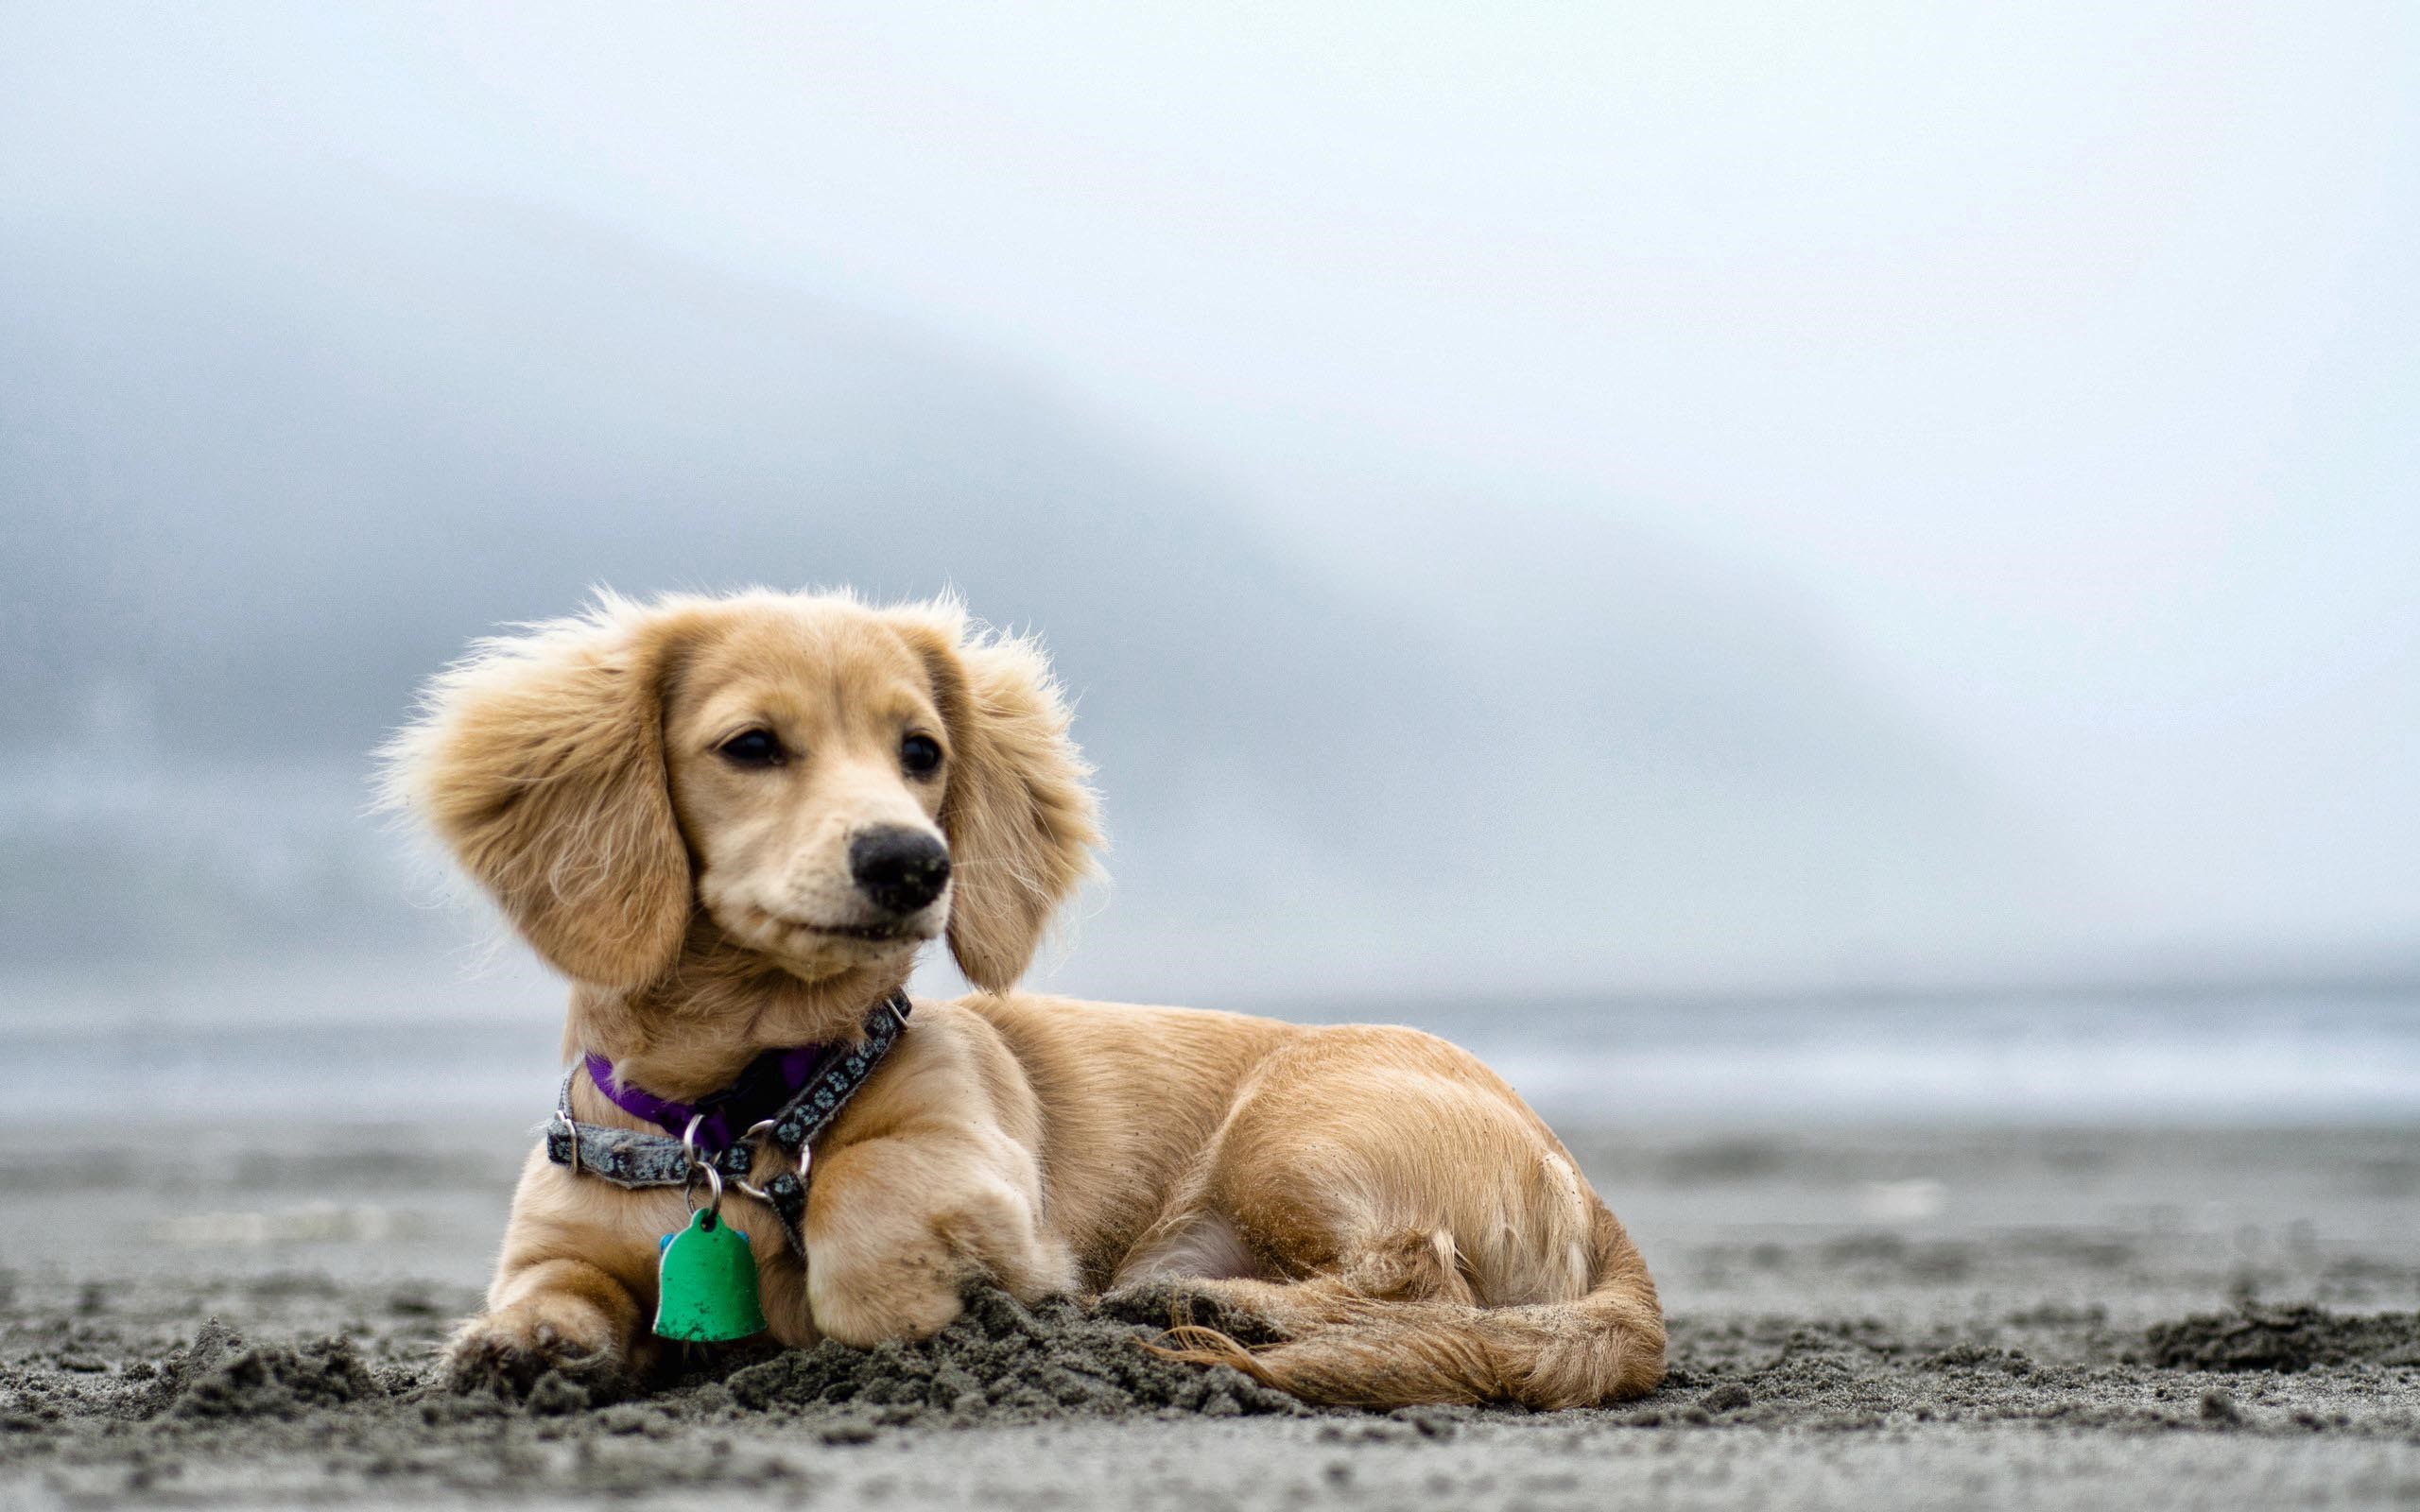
683, 1156, 725, 1220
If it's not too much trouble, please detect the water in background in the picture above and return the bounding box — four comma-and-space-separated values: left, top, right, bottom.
5, 950, 2413, 1127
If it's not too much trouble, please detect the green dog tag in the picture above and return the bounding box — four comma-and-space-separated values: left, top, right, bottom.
653, 1210, 767, 1342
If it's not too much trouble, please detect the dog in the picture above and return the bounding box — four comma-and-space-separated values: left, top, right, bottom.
384, 589, 1662, 1408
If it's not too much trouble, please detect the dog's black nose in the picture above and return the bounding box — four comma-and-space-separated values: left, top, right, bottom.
849, 827, 952, 915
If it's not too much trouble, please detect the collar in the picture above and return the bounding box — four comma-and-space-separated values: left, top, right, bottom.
579, 989, 914, 1154
549, 987, 914, 1258
545, 989, 914, 1263
585, 1041, 825, 1154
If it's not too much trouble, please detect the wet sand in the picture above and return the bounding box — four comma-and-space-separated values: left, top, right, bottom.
3, 1118, 2417, 1509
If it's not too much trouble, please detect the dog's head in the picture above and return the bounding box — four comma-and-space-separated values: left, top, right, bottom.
384, 591, 1100, 995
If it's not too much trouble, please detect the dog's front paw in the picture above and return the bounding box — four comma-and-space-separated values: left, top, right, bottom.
441, 1303, 629, 1403
807, 1268, 966, 1349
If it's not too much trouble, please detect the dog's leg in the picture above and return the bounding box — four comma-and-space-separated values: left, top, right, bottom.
443, 1149, 658, 1400
1113, 1222, 1476, 1334
803, 1131, 1077, 1346
443, 1254, 650, 1400
1132, 1030, 1664, 1407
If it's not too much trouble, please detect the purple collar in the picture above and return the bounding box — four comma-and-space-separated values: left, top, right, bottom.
584, 1040, 832, 1154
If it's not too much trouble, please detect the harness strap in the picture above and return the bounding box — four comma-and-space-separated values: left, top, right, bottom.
544, 990, 912, 1261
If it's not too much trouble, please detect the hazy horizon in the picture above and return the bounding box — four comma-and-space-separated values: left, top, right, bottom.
4, 4, 2415, 1006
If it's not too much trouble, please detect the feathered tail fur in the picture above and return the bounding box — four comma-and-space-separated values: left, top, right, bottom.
1150, 1202, 1664, 1410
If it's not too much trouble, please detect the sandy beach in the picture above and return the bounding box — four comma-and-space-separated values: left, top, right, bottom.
3, 1114, 2415, 1510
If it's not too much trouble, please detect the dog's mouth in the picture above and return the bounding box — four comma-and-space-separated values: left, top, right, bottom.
710, 897, 941, 962
753, 906, 937, 947
801, 919, 933, 944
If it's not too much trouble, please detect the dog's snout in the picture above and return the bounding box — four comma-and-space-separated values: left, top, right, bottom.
849, 827, 951, 915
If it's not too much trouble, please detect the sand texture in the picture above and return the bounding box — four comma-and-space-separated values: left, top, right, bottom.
3, 1119, 2417, 1509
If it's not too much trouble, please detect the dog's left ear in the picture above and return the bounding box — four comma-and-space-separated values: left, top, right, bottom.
893, 606, 1101, 991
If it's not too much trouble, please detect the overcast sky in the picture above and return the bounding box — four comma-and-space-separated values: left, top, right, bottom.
5, 3, 2415, 986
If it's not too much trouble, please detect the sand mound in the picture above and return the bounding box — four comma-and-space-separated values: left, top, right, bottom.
2142, 1305, 2420, 1373
720, 1287, 1310, 1426
149, 1320, 387, 1421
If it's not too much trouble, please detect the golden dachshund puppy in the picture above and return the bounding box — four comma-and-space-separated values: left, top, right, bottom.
385, 589, 1662, 1408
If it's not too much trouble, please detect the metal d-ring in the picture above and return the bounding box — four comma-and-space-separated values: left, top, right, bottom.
731, 1117, 810, 1205
679, 1113, 725, 1222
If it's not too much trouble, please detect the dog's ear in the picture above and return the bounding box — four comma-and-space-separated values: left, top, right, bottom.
895, 605, 1101, 991
382, 599, 695, 990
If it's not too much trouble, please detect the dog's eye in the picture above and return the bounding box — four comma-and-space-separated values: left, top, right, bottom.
900, 733, 943, 778
717, 729, 786, 768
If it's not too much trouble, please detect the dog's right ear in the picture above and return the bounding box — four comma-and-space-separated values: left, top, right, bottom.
380, 599, 694, 991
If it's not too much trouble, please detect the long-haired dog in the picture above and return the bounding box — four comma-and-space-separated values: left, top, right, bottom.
385, 589, 1662, 1408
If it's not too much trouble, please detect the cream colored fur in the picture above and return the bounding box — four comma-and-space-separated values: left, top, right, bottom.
385, 589, 1663, 1408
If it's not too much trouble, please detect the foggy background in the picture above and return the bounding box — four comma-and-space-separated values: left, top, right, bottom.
4, 4, 2415, 1122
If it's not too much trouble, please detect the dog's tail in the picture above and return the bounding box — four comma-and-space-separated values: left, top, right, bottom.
1150, 1202, 1664, 1410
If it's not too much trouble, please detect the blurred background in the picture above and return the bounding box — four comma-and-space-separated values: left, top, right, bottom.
3, 3, 2415, 1125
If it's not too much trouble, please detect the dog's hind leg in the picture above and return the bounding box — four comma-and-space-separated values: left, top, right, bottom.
1129, 1025, 1663, 1408
1115, 1221, 1477, 1336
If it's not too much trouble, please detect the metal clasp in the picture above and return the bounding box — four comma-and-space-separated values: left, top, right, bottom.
552, 1108, 583, 1177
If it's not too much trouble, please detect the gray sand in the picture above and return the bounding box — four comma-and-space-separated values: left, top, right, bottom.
4, 1119, 2418, 1509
